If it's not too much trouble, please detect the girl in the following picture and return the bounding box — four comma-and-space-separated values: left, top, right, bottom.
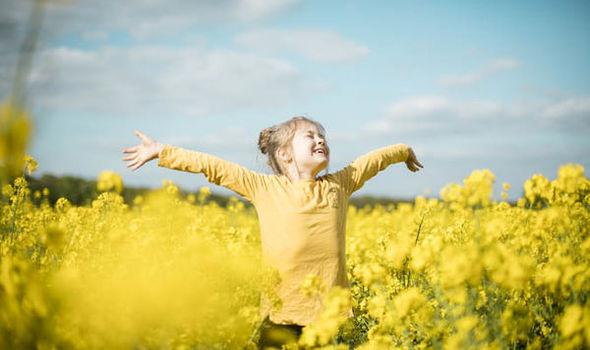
122, 116, 423, 348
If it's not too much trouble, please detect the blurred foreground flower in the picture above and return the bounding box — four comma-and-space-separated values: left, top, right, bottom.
0, 101, 32, 183
299, 286, 352, 347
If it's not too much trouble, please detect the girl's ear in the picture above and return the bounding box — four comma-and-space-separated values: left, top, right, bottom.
277, 146, 292, 164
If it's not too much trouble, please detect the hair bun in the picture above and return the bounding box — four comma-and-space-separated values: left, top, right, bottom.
258, 126, 275, 155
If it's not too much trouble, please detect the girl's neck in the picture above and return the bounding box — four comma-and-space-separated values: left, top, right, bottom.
282, 157, 325, 183
284, 167, 318, 183
285, 172, 316, 183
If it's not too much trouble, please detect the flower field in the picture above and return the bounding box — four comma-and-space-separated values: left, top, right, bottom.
1, 153, 589, 349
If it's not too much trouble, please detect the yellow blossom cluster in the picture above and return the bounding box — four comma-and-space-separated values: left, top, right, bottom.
440, 168, 495, 209
0, 101, 31, 182
1, 154, 589, 349
96, 170, 124, 194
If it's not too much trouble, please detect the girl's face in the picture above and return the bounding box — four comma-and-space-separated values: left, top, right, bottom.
289, 122, 329, 176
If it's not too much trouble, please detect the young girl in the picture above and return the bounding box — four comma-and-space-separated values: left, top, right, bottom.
122, 116, 423, 348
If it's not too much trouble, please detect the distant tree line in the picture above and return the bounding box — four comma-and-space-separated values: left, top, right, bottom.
24, 173, 417, 209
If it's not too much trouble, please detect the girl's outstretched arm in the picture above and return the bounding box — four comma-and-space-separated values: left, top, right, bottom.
122, 130, 266, 203
332, 143, 423, 196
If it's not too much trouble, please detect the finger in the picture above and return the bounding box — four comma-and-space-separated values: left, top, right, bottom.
127, 159, 141, 169
135, 130, 150, 143
122, 154, 136, 161
415, 160, 424, 168
123, 146, 138, 153
131, 160, 145, 171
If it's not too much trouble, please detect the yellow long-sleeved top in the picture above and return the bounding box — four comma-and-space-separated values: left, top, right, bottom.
157, 143, 410, 326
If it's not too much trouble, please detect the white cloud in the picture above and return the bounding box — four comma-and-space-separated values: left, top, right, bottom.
361, 94, 590, 136
541, 96, 590, 119
234, 28, 369, 63
233, 0, 301, 22
0, 0, 302, 98
437, 58, 521, 88
489, 58, 520, 70
0, 0, 302, 51
387, 95, 451, 119
42, 0, 301, 39
26, 45, 320, 117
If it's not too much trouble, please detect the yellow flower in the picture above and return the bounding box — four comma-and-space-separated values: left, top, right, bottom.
0, 101, 31, 180
298, 286, 352, 347
23, 154, 38, 175
384, 233, 412, 269
55, 197, 71, 213
501, 301, 533, 342
438, 245, 482, 288
198, 186, 211, 204
367, 294, 388, 320
2, 183, 13, 197
440, 183, 463, 204
553, 164, 589, 194
409, 244, 434, 271
300, 273, 326, 297
186, 193, 196, 204
523, 173, 554, 207
97, 170, 124, 194
41, 222, 67, 251
440, 169, 495, 208
162, 179, 179, 196
392, 287, 426, 319
560, 304, 583, 337
456, 315, 478, 334
483, 244, 532, 290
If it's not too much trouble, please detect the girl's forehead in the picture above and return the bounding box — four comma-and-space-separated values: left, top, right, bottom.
296, 122, 323, 134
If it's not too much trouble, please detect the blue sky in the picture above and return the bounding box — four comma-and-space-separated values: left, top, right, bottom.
1, 0, 589, 202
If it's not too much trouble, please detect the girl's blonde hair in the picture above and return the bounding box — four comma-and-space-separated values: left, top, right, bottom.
258, 116, 328, 176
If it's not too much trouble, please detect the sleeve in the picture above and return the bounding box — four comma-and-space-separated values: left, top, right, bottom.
332, 143, 410, 196
157, 144, 266, 203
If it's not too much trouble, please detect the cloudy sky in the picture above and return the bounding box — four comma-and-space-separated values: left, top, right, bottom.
2, 0, 589, 201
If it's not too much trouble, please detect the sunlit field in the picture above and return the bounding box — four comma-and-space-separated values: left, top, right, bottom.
2, 0, 590, 347
1, 102, 589, 349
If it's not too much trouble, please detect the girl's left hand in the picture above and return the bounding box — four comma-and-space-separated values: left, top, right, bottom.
405, 147, 424, 172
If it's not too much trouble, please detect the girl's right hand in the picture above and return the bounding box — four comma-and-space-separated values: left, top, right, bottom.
122, 130, 164, 171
